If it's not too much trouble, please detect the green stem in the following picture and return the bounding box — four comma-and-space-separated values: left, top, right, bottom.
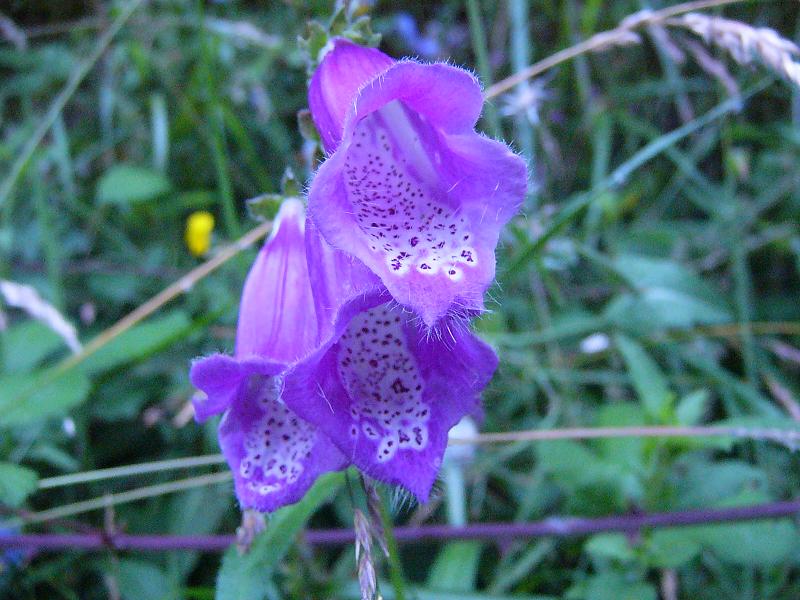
31, 162, 64, 309
564, 0, 592, 118
209, 113, 240, 238
52, 114, 77, 204
198, 2, 240, 238
731, 214, 758, 385
507, 0, 535, 165
376, 489, 407, 600
465, 0, 501, 136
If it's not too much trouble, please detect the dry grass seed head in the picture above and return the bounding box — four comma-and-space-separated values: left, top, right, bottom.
675, 13, 800, 87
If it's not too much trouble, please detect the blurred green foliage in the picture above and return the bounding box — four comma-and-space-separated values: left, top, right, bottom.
1, 0, 800, 599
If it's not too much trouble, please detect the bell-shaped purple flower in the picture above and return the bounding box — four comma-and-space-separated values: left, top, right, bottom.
281, 225, 498, 501
307, 39, 528, 327
190, 200, 347, 512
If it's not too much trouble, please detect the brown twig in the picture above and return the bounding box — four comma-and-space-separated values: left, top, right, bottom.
450, 425, 800, 446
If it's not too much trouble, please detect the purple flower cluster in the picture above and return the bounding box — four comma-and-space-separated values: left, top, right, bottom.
191, 39, 527, 512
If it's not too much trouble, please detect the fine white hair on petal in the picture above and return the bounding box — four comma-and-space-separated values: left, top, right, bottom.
0, 279, 82, 353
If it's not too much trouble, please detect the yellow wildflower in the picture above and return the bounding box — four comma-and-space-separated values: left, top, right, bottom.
184, 211, 215, 257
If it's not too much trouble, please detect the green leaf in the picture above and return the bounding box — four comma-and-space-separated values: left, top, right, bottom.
89, 378, 149, 421
166, 487, 232, 585
640, 287, 731, 326
536, 440, 606, 489
80, 311, 191, 374
686, 491, 798, 566
489, 540, 554, 593
343, 582, 557, 600
605, 255, 732, 332
680, 350, 780, 417
96, 164, 172, 205
644, 529, 701, 568
585, 533, 635, 562
216, 472, 343, 600
674, 460, 768, 508
615, 334, 671, 419
246, 194, 283, 222
428, 541, 482, 592
159, 189, 217, 216
25, 443, 80, 472
117, 558, 173, 600
613, 254, 728, 308
87, 272, 145, 304
569, 572, 658, 600
594, 403, 646, 476
1, 320, 64, 373
675, 389, 710, 425
694, 519, 796, 566
0, 369, 90, 426
0, 462, 38, 507
536, 440, 641, 509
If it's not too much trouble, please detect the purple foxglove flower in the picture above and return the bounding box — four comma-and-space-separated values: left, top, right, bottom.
281, 225, 498, 501
307, 39, 528, 327
190, 200, 347, 512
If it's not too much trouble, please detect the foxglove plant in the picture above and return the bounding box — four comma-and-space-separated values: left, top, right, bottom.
307, 39, 527, 326
191, 38, 525, 512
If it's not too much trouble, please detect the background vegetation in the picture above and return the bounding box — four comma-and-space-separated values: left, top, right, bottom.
1, 0, 800, 599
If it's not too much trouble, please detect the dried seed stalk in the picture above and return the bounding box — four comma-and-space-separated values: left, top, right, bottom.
674, 13, 800, 86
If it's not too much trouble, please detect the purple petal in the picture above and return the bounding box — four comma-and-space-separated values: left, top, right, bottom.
188, 202, 353, 513
190, 353, 283, 421
235, 199, 317, 362
308, 62, 527, 326
219, 374, 348, 512
308, 38, 394, 154
305, 219, 386, 341
347, 61, 484, 135
190, 356, 347, 511
283, 304, 497, 501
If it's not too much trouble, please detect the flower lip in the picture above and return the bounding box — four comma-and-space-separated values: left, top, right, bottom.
190, 354, 284, 423
282, 303, 498, 502
219, 373, 347, 513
